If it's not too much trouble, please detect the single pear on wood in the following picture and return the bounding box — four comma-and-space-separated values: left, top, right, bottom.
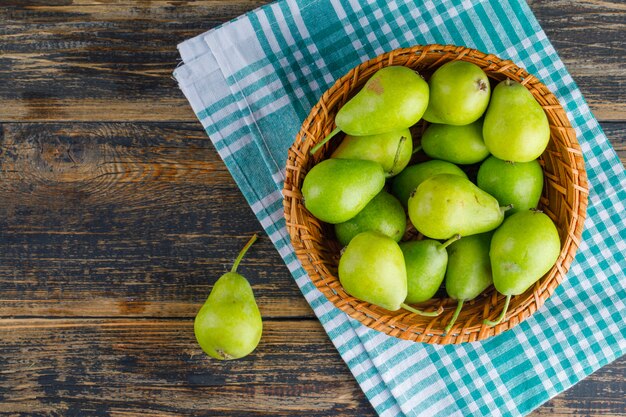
194, 235, 262, 360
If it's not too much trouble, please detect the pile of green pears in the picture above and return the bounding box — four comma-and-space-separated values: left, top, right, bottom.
303, 61, 562, 333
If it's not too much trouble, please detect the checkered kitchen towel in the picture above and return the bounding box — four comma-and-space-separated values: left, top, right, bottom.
174, 0, 626, 415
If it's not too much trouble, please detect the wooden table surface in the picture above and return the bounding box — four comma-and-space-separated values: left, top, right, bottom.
0, 1, 624, 416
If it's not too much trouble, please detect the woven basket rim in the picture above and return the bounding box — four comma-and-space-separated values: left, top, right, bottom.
283, 44, 589, 344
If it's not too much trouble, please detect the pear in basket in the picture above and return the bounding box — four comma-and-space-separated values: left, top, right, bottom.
310, 66, 428, 154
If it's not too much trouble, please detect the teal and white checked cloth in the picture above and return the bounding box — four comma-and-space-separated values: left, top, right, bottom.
174, 0, 626, 415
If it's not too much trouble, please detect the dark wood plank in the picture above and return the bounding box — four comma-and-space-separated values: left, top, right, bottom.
530, 0, 626, 122
0, 318, 375, 416
0, 122, 312, 319
0, 1, 270, 122
0, 318, 623, 416
0, 0, 623, 122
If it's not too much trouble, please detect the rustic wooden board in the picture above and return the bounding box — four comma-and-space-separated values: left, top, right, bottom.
0, 122, 312, 319
0, 0, 624, 122
0, 319, 374, 416
0, 0, 624, 416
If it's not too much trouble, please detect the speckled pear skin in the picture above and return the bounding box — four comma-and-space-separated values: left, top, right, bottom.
490, 210, 561, 296
332, 128, 413, 177
483, 79, 550, 162
302, 158, 385, 224
336, 66, 429, 136
408, 174, 504, 239
422, 60, 491, 125
194, 272, 262, 360
338, 231, 407, 311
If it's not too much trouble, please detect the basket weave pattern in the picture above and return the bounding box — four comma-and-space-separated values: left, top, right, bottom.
283, 45, 588, 344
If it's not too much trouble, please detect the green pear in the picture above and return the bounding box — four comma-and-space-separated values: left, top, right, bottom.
421, 119, 490, 165
483, 79, 550, 162
408, 174, 505, 239
194, 235, 262, 360
335, 191, 406, 247
338, 231, 407, 311
400, 235, 460, 304
423, 61, 491, 125
311, 66, 428, 154
302, 158, 385, 224
339, 231, 442, 316
331, 128, 412, 177
391, 160, 467, 207
444, 233, 493, 333
484, 211, 560, 326
477, 156, 544, 215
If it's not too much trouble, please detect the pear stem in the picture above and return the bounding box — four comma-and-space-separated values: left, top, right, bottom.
231, 234, 258, 273
310, 127, 341, 155
483, 294, 512, 326
501, 204, 514, 213
444, 299, 464, 334
401, 303, 444, 317
388, 136, 407, 175
438, 234, 461, 251
412, 145, 422, 155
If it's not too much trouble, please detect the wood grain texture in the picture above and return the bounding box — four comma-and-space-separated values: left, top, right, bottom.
0, 0, 623, 121
0, 319, 373, 416
0, 122, 312, 319
0, 0, 624, 416
528, 0, 626, 122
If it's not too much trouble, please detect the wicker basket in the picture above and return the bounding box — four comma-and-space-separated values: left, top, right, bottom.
283, 44, 588, 344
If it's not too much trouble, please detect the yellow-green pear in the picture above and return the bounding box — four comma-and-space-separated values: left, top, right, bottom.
483, 79, 550, 162
401, 235, 460, 304
391, 160, 468, 207
331, 128, 412, 177
484, 211, 560, 326
194, 235, 262, 360
408, 174, 505, 239
421, 119, 490, 165
444, 232, 493, 333
339, 231, 442, 317
423, 61, 491, 125
334, 191, 406, 247
302, 159, 385, 224
311, 66, 428, 154
477, 156, 544, 215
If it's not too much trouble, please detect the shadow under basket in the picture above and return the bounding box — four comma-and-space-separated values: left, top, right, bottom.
283, 44, 589, 344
